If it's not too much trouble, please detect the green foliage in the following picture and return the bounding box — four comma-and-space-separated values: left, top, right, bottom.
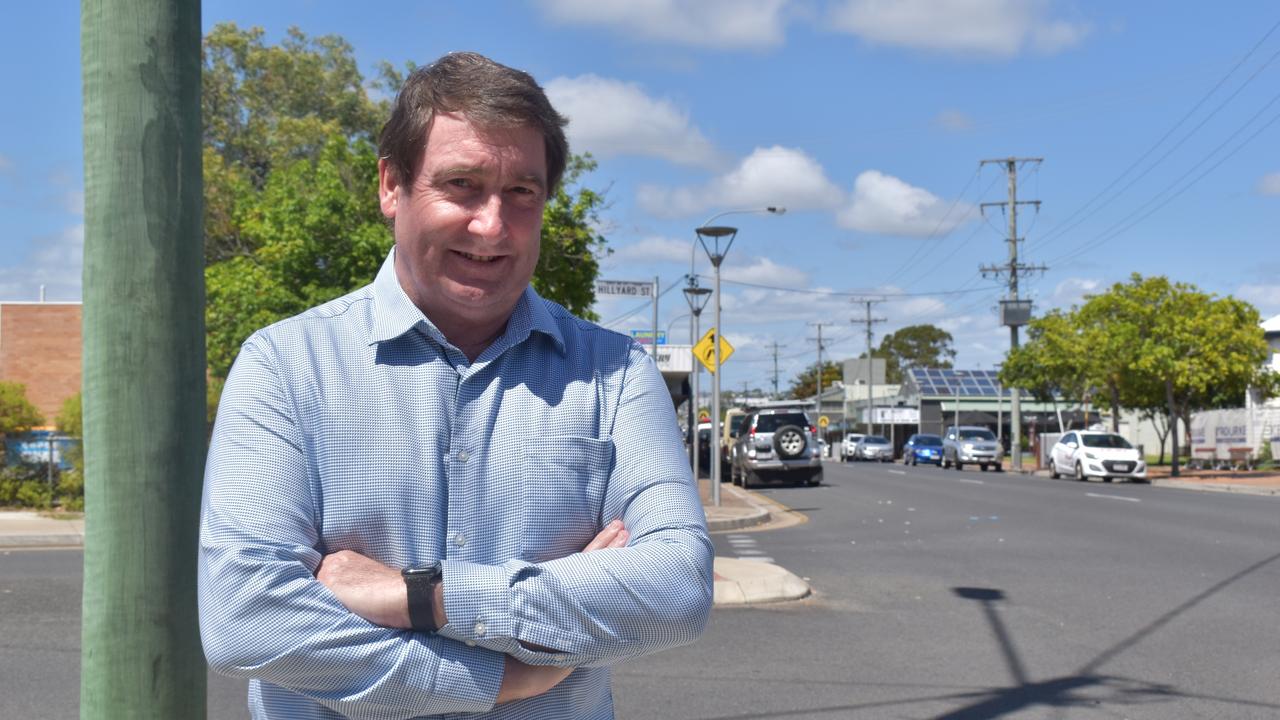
0, 382, 44, 436
788, 361, 843, 400
873, 324, 955, 384
0, 463, 52, 509
201, 24, 610, 379
56, 392, 82, 437
533, 154, 610, 320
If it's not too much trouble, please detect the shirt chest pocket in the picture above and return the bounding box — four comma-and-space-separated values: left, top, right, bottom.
521, 436, 614, 563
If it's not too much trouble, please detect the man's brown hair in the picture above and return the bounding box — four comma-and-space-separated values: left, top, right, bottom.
379, 52, 570, 194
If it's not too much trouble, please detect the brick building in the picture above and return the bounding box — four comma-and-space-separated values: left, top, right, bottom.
0, 302, 82, 427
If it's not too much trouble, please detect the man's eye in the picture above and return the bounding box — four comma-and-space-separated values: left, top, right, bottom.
447, 178, 474, 189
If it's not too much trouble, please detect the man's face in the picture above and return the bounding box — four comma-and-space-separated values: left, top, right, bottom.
380, 112, 546, 332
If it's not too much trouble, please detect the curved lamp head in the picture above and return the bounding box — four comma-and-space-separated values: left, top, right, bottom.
694, 225, 738, 267
683, 279, 712, 315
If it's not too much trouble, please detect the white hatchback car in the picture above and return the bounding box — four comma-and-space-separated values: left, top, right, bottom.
1049, 431, 1147, 482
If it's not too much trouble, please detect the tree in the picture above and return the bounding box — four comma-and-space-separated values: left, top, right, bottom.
201, 25, 611, 380
787, 361, 842, 400
1000, 309, 1093, 431
56, 392, 82, 437
0, 382, 44, 438
874, 324, 956, 384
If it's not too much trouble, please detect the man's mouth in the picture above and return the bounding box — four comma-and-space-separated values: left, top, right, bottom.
457, 250, 500, 263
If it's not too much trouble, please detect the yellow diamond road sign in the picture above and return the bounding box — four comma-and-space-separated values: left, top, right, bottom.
818, 415, 830, 428
692, 328, 734, 373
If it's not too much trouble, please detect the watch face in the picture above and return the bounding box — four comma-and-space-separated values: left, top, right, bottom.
403, 562, 442, 578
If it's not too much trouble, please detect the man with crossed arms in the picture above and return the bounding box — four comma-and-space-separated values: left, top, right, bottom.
199, 52, 713, 718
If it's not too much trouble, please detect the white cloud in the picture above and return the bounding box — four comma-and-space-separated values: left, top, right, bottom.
1049, 277, 1101, 308
637, 146, 844, 218
1236, 284, 1280, 314
934, 109, 975, 132
837, 170, 975, 237
827, 0, 1090, 57
546, 75, 721, 169
0, 224, 84, 301
608, 235, 695, 266
534, 0, 791, 49
721, 256, 809, 287
1256, 172, 1280, 196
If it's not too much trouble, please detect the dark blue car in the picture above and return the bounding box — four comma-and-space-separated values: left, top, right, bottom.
903, 433, 944, 466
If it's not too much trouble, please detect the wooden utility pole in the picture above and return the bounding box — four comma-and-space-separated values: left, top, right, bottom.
850, 299, 885, 434
808, 322, 834, 421
980, 157, 1046, 472
80, 1, 207, 717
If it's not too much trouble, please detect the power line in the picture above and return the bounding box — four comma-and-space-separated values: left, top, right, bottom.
692, 274, 996, 298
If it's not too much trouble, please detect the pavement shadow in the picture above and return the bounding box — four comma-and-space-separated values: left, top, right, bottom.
690, 551, 1280, 719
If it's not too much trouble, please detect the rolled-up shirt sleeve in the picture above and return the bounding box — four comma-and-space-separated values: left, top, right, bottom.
198, 338, 503, 719
436, 344, 715, 667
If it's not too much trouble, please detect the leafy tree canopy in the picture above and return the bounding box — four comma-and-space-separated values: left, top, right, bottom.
201, 24, 609, 380
788, 361, 842, 400
872, 324, 956, 384
0, 382, 43, 435
56, 392, 82, 438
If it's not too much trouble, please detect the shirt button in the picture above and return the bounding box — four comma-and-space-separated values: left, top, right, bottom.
474, 622, 486, 637
456, 450, 470, 463
466, 640, 476, 647
454, 532, 466, 547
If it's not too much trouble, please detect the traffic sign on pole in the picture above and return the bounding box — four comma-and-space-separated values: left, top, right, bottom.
692, 327, 734, 373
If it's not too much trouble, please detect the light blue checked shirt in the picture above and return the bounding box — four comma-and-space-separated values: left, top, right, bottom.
199, 249, 714, 719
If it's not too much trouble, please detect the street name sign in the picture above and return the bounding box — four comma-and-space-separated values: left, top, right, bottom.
595, 280, 654, 297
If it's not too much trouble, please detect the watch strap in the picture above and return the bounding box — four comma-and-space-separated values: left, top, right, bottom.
403, 564, 441, 632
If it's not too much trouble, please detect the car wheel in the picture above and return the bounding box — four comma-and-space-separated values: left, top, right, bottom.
1075, 462, 1086, 482
980, 464, 989, 472
955, 460, 964, 471
1049, 458, 1060, 479
773, 425, 807, 460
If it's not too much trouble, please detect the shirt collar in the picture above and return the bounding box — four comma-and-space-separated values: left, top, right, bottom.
369, 248, 565, 355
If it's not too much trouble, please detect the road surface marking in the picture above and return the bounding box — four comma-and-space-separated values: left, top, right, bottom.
954, 478, 986, 485
888, 469, 906, 475
1086, 492, 1140, 503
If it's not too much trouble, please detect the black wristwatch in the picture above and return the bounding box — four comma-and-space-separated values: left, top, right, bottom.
402, 561, 443, 632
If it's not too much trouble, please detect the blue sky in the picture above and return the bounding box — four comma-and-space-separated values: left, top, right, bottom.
3, 1, 1279, 392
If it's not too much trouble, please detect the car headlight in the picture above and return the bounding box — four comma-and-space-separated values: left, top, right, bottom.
963, 443, 974, 451
747, 449, 757, 459
1085, 452, 1098, 460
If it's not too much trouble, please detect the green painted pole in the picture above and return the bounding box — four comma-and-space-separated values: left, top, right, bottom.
80, 1, 206, 718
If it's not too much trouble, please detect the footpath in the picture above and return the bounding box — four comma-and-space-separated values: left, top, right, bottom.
3, 465, 1274, 606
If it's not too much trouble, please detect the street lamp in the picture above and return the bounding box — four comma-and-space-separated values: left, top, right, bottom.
689, 207, 786, 280
695, 225, 739, 504
683, 278, 712, 493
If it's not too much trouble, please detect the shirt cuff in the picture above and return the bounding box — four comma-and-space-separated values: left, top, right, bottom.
437, 559, 515, 653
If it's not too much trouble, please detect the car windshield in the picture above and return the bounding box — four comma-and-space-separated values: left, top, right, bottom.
914, 435, 942, 446
960, 429, 996, 441
1081, 434, 1132, 449
754, 413, 809, 433
864, 436, 889, 444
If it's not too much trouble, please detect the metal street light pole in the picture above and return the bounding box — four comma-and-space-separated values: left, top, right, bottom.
683, 279, 711, 485
695, 226, 739, 506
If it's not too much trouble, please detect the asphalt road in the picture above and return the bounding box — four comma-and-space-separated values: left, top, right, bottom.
613, 460, 1280, 719
3, 462, 1277, 719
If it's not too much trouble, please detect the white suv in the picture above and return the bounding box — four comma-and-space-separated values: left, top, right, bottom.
730, 408, 823, 487
942, 426, 1002, 471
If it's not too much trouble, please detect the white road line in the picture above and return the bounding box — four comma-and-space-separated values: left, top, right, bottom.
736, 549, 767, 556
954, 478, 986, 485
739, 556, 775, 563
888, 469, 906, 475
1086, 492, 1140, 503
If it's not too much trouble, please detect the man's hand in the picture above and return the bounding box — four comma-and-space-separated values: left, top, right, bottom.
314, 550, 411, 629
496, 656, 574, 704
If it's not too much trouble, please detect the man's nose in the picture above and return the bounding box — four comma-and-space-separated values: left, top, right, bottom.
468, 193, 506, 239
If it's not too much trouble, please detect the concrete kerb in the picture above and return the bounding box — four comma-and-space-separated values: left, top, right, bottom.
1027, 469, 1280, 497
704, 483, 772, 532
0, 511, 85, 548
714, 556, 811, 605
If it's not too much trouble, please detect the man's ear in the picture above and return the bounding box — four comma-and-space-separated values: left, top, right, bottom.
378, 158, 399, 219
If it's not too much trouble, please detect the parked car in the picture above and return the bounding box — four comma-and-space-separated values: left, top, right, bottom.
1049, 431, 1147, 482
840, 433, 865, 462
942, 426, 1002, 471
902, 433, 944, 466
694, 422, 713, 476
719, 408, 749, 478
853, 435, 894, 462
730, 408, 823, 488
